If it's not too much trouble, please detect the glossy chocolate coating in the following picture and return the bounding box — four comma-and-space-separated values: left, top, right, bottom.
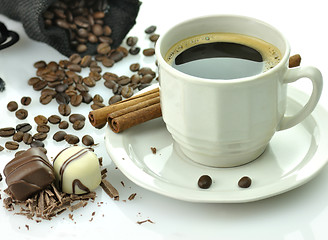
53, 146, 101, 194
3, 147, 55, 201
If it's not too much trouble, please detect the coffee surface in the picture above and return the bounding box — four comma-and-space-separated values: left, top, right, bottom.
165, 33, 282, 80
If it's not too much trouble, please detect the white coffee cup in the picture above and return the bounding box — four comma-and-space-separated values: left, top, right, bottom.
155, 15, 323, 167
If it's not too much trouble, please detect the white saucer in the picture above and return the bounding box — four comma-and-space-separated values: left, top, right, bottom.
105, 86, 328, 203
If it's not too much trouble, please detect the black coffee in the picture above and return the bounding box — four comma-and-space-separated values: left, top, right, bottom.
166, 33, 281, 80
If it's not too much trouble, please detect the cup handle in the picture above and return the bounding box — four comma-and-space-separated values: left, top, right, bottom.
277, 66, 323, 131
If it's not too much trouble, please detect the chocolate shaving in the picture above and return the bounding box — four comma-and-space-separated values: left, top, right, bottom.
128, 193, 137, 201
100, 179, 119, 200
137, 219, 154, 225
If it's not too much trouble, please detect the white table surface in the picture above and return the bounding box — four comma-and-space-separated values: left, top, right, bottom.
1, 0, 328, 239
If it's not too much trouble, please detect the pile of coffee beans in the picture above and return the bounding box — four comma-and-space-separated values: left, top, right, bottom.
43, 0, 112, 53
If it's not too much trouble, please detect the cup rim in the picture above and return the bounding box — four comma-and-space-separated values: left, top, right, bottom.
155, 14, 291, 84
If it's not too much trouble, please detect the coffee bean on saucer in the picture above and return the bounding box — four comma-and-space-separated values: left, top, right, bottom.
7, 101, 18, 112
198, 175, 212, 189
21, 96, 32, 106
145, 25, 156, 34
238, 176, 252, 188
142, 48, 155, 56
15, 109, 28, 120
5, 141, 19, 150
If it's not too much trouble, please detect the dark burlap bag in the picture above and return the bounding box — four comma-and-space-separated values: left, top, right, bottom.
0, 0, 141, 56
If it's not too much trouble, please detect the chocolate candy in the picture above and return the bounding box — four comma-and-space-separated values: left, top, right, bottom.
53, 146, 101, 194
3, 147, 55, 201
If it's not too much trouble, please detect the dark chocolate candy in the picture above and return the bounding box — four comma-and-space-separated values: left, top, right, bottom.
3, 147, 55, 201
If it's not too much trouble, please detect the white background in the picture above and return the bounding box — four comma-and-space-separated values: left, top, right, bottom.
0, 0, 328, 239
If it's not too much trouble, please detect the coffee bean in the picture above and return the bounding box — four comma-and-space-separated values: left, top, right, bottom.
131, 74, 141, 84
5, 141, 19, 150
149, 34, 160, 42
104, 79, 117, 89
40, 93, 53, 104
108, 95, 122, 105
93, 94, 103, 103
23, 133, 33, 144
82, 77, 96, 87
69, 53, 82, 64
41, 88, 57, 97
75, 83, 89, 93
92, 24, 103, 36
90, 65, 102, 73
69, 113, 85, 123
55, 83, 69, 93
37, 124, 50, 133
34, 115, 48, 125
30, 140, 45, 148
143, 48, 155, 56
80, 55, 92, 67
238, 176, 252, 188
48, 115, 61, 124
21, 96, 32, 106
81, 92, 93, 104
121, 86, 134, 98
0, 127, 16, 137
103, 72, 118, 81
33, 79, 48, 91
53, 131, 67, 142
138, 67, 156, 77
0, 145, 4, 152
34, 60, 47, 68
129, 63, 140, 72
33, 132, 47, 141
198, 175, 212, 189
117, 76, 131, 85
68, 63, 82, 72
129, 47, 140, 55
126, 36, 138, 46
28, 77, 41, 86
82, 135, 94, 146
7, 101, 18, 112
55, 92, 70, 105
58, 104, 71, 116
13, 131, 24, 142
71, 94, 83, 107
58, 120, 69, 129
109, 51, 124, 62
73, 120, 85, 130
15, 109, 28, 120
77, 44, 87, 53
16, 123, 32, 133
103, 25, 112, 36
145, 25, 156, 34
65, 134, 80, 144
140, 74, 154, 84
102, 57, 115, 67
138, 84, 151, 91
91, 102, 105, 110
97, 42, 111, 55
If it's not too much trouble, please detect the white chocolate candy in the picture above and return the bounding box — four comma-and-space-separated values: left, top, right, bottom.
53, 146, 101, 194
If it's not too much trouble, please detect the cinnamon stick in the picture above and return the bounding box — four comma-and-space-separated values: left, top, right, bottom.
88, 87, 159, 128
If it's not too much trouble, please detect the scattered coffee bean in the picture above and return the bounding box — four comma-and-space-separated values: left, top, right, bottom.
16, 123, 32, 133
34, 115, 48, 125
126, 36, 138, 46
53, 131, 67, 142
102, 57, 115, 67
80, 55, 92, 67
5, 141, 19, 150
0, 127, 16, 137
15, 109, 28, 120
55, 83, 69, 93
91, 102, 105, 110
28, 77, 41, 86
73, 120, 85, 130
121, 86, 134, 98
0, 145, 4, 152
7, 101, 18, 112
81, 92, 93, 104
23, 132, 33, 144
13, 131, 24, 142
40, 93, 53, 104
129, 63, 140, 72
65, 134, 80, 144
198, 175, 212, 189
58, 120, 69, 129
82, 135, 94, 146
34, 60, 46, 68
48, 115, 61, 124
143, 48, 155, 56
37, 124, 50, 133
93, 94, 103, 103
69, 113, 85, 123
21, 96, 32, 106
140, 74, 154, 84
30, 140, 45, 148
129, 46, 140, 55
149, 34, 160, 42
71, 94, 83, 107
145, 25, 157, 34
108, 95, 122, 105
55, 92, 70, 105
33, 132, 47, 141
58, 104, 71, 116
238, 176, 252, 188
